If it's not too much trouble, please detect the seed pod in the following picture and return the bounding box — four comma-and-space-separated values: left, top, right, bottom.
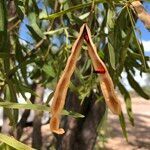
131, 1, 150, 29
50, 25, 85, 134
83, 24, 106, 73
100, 73, 121, 115
84, 24, 121, 115
50, 23, 122, 134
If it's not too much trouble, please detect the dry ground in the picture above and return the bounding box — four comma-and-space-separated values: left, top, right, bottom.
104, 95, 150, 150
20, 94, 150, 150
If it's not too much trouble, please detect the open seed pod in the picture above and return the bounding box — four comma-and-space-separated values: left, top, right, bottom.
50, 23, 121, 134
84, 24, 121, 115
50, 25, 85, 134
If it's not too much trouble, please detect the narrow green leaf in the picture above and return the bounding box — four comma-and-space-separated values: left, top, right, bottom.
119, 112, 128, 141
128, 50, 150, 62
107, 8, 115, 29
42, 63, 55, 77
0, 101, 50, 111
108, 42, 116, 69
28, 12, 46, 39
118, 82, 134, 126
127, 71, 150, 99
44, 27, 68, 35
0, 0, 5, 32
0, 133, 35, 150
4, 85, 17, 127
118, 30, 132, 74
127, 7, 148, 71
0, 101, 84, 118
62, 110, 85, 118
79, 12, 90, 20
6, 79, 18, 104
40, 0, 106, 20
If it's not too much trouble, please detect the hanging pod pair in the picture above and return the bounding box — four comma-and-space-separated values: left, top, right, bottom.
50, 23, 122, 134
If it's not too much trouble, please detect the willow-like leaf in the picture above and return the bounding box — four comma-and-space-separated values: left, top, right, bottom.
127, 71, 150, 99
118, 82, 134, 126
119, 112, 128, 141
108, 42, 116, 70
44, 27, 68, 35
0, 101, 84, 118
127, 7, 148, 71
118, 30, 132, 74
40, 0, 106, 20
0, 133, 35, 150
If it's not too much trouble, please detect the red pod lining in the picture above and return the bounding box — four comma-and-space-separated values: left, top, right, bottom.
94, 68, 106, 74
83, 27, 90, 43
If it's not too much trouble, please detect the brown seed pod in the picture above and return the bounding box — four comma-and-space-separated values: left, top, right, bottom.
100, 73, 121, 115
85, 24, 121, 115
50, 23, 122, 134
131, 1, 150, 29
50, 25, 85, 134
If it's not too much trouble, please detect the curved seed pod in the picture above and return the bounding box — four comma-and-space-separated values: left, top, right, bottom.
50, 24, 85, 134
131, 1, 150, 29
100, 73, 122, 115
83, 24, 106, 73
84, 24, 121, 115
50, 23, 122, 134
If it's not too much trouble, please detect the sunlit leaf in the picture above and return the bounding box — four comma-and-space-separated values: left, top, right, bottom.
118, 82, 134, 126
0, 101, 50, 111
0, 133, 35, 150
119, 112, 128, 141
0, 101, 84, 118
108, 42, 116, 70
44, 27, 68, 35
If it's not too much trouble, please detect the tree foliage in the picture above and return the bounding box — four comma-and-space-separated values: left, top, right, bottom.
0, 0, 149, 149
